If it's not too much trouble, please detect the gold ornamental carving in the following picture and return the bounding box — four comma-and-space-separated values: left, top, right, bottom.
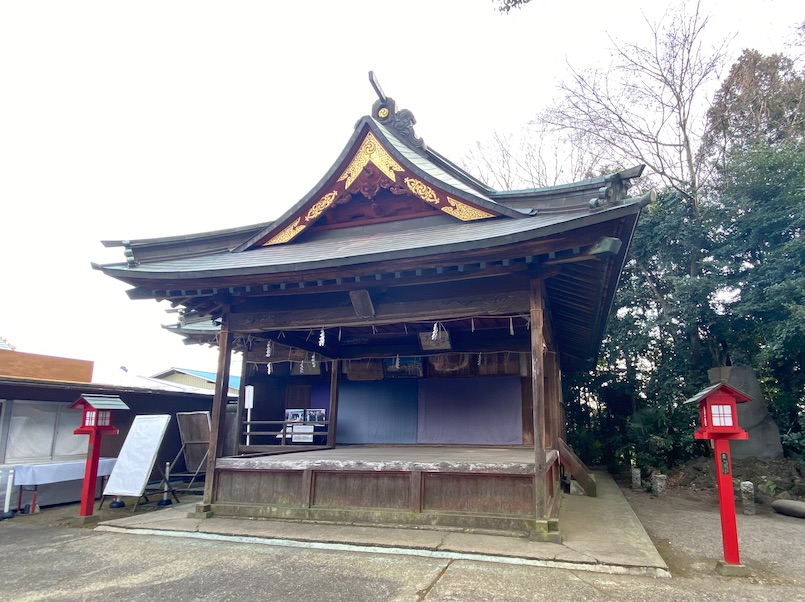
338, 132, 404, 189
265, 218, 305, 246
443, 197, 495, 221
305, 190, 338, 221
404, 177, 440, 205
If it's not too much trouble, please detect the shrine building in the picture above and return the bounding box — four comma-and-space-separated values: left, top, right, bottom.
95, 76, 653, 541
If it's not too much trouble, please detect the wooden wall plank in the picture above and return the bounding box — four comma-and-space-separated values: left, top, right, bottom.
423, 473, 534, 516
312, 472, 409, 509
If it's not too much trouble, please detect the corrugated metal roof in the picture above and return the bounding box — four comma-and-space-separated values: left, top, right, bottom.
151, 367, 241, 390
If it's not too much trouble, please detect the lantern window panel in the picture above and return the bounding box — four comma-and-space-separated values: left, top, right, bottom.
84, 410, 97, 427
711, 404, 733, 427
98, 410, 112, 426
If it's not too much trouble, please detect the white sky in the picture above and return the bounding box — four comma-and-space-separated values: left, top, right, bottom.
1, 0, 801, 384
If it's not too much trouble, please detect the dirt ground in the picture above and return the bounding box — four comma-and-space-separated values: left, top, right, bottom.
5, 490, 204, 528
621, 482, 805, 587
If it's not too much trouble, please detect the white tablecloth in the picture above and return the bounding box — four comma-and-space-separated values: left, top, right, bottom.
11, 458, 117, 486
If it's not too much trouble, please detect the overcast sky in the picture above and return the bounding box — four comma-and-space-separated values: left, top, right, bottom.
1, 0, 801, 384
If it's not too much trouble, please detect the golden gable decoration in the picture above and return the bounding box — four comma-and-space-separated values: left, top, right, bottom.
338, 132, 404, 189
404, 177, 496, 221
265, 218, 305, 246
264, 190, 339, 246
444, 197, 495, 221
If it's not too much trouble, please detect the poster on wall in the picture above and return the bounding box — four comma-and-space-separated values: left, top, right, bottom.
285, 409, 305, 422
305, 409, 326, 423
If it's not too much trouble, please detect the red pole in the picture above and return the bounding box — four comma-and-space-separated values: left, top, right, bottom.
79, 430, 102, 517
713, 438, 740, 565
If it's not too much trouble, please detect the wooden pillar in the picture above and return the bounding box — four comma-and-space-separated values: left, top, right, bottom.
545, 351, 559, 450
200, 304, 233, 510
326, 359, 340, 448
530, 278, 546, 519
554, 355, 565, 445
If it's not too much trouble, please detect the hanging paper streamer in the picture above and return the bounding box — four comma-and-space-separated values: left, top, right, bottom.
432, 322, 439, 341
267, 362, 272, 375
395, 354, 400, 369
266, 340, 272, 357
509, 317, 515, 336
478, 352, 482, 366
311, 353, 317, 368
319, 328, 325, 347
471, 318, 475, 333
299, 360, 304, 374
338, 327, 342, 341
404, 323, 409, 334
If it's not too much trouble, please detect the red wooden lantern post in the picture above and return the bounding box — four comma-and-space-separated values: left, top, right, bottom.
688, 382, 751, 576
71, 394, 129, 518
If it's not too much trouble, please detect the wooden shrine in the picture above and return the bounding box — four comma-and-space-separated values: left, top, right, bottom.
95, 74, 653, 541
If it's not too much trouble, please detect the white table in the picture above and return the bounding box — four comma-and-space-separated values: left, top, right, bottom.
12, 458, 116, 485
9, 458, 116, 512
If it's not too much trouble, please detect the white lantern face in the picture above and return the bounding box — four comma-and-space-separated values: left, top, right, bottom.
98, 410, 112, 427
84, 409, 97, 427
711, 404, 733, 427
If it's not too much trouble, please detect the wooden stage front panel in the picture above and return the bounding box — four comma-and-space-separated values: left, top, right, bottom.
211, 446, 560, 540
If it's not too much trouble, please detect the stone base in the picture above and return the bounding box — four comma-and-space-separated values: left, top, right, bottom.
715, 560, 751, 577
74, 515, 100, 526
187, 504, 214, 519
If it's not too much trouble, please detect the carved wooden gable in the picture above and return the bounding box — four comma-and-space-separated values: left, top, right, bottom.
250, 124, 503, 248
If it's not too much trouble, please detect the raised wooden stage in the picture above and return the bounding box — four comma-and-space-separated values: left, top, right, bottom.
211, 446, 562, 541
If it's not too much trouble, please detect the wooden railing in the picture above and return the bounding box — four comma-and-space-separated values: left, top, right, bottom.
240, 420, 330, 447
558, 438, 596, 497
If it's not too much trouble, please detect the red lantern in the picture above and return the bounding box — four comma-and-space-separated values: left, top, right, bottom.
692, 383, 750, 441
70, 394, 129, 518
687, 381, 751, 575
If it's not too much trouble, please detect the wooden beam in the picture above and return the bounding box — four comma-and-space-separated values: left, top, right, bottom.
530, 278, 547, 520
349, 289, 376, 318
230, 290, 529, 332
200, 303, 233, 511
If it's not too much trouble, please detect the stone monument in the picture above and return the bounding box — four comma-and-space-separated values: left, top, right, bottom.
708, 366, 783, 460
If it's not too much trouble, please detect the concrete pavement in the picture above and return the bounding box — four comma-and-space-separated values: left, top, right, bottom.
96, 471, 670, 577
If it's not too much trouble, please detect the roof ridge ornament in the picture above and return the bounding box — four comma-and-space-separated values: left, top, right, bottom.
369, 71, 426, 152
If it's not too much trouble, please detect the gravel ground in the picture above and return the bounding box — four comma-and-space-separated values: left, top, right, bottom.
620, 483, 805, 587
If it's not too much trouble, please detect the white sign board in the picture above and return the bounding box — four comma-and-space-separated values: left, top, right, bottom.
292, 424, 314, 443
103, 415, 171, 498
